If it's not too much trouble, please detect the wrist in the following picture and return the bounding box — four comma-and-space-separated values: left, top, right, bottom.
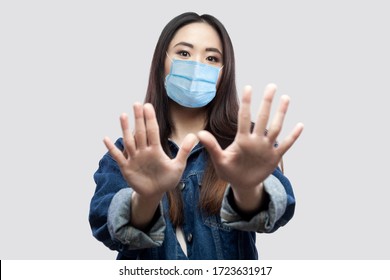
132, 191, 164, 208
130, 191, 164, 231
231, 182, 265, 214
231, 182, 264, 199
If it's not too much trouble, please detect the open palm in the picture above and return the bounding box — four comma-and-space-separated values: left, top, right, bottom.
198, 84, 304, 191
104, 103, 197, 198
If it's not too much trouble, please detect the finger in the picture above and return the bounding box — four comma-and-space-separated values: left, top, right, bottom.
175, 133, 198, 166
237, 86, 253, 135
267, 95, 290, 142
103, 136, 127, 167
120, 113, 136, 156
276, 123, 304, 156
143, 103, 161, 147
197, 130, 223, 163
133, 102, 147, 149
253, 83, 277, 136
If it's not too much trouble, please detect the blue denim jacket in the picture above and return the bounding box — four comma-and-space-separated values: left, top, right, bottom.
89, 138, 295, 260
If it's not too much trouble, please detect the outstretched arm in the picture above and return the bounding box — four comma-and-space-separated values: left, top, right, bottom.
198, 84, 303, 215
104, 103, 197, 230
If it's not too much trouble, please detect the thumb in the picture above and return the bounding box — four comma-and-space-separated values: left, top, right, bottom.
175, 133, 198, 165
197, 130, 223, 161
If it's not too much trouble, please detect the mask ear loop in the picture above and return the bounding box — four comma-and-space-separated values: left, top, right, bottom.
166, 52, 174, 62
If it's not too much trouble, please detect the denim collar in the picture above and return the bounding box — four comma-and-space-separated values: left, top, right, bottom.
168, 138, 205, 157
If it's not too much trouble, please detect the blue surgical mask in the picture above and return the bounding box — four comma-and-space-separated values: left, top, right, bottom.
164, 56, 222, 108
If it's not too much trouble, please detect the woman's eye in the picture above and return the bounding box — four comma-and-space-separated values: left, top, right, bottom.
206, 56, 219, 63
177, 51, 190, 57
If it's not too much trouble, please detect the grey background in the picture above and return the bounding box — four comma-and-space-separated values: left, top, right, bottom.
1, 0, 389, 259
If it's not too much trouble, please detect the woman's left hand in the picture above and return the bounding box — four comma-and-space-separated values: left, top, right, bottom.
198, 84, 304, 192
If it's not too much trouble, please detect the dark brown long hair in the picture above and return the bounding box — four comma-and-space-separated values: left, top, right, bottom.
144, 12, 239, 226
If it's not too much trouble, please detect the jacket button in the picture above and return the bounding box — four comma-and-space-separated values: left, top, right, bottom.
179, 182, 185, 190
187, 233, 193, 243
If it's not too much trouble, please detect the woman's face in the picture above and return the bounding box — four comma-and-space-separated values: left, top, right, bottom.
164, 22, 223, 79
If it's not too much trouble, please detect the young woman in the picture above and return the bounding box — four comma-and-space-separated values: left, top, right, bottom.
89, 12, 303, 260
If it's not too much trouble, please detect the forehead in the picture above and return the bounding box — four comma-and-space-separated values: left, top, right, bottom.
169, 22, 222, 51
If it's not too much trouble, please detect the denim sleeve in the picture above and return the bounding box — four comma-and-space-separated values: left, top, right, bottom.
220, 168, 296, 233
88, 138, 165, 256
107, 187, 165, 249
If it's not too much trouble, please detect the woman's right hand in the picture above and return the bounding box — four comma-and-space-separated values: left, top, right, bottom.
103, 103, 197, 199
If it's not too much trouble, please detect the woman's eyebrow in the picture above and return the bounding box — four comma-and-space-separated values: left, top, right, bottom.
206, 47, 222, 56
173, 42, 222, 55
173, 42, 194, 48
